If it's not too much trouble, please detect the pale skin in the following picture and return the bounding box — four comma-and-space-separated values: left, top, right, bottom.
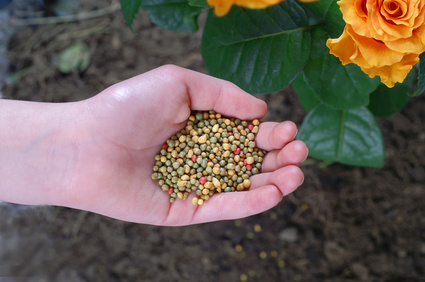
0, 65, 308, 226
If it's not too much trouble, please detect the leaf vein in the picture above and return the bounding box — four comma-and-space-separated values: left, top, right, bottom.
203, 27, 309, 51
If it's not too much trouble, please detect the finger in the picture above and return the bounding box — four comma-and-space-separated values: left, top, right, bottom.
190, 165, 304, 224
166, 65, 268, 120
255, 121, 298, 151
261, 140, 309, 172
249, 165, 304, 194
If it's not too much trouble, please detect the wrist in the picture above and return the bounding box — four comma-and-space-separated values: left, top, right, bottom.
0, 99, 86, 207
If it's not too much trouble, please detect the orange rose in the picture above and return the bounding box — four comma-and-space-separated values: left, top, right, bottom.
327, 0, 425, 87
207, 0, 316, 17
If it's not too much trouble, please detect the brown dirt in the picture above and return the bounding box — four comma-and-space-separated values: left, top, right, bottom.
1, 1, 425, 281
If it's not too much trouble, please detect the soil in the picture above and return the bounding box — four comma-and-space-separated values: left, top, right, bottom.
1, 1, 425, 281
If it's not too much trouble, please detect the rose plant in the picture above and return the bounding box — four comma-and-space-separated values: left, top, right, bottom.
120, 0, 425, 167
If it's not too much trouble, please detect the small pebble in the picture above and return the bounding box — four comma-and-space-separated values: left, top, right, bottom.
279, 227, 298, 242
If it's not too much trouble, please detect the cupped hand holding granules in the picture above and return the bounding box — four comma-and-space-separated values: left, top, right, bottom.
152, 111, 267, 205
0, 65, 308, 227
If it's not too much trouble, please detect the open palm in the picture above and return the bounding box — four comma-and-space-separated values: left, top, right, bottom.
67, 65, 308, 226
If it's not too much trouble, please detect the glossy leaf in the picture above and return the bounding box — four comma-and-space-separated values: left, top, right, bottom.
302, 26, 380, 110
202, 0, 311, 94
301, 0, 345, 37
297, 104, 385, 167
412, 52, 425, 96
188, 0, 209, 8
120, 0, 143, 31
142, 0, 203, 32
292, 72, 319, 112
368, 70, 413, 117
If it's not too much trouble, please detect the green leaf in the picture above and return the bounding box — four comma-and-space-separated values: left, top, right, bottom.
368, 70, 413, 117
297, 104, 385, 167
120, 0, 143, 31
201, 0, 312, 94
58, 42, 90, 74
188, 0, 209, 8
142, 0, 203, 32
303, 26, 380, 110
412, 52, 425, 96
301, 0, 345, 37
292, 73, 319, 112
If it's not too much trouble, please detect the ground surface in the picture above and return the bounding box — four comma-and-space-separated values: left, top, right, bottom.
1, 1, 425, 281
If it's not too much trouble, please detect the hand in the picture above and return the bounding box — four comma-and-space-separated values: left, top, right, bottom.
63, 65, 308, 225
0, 65, 308, 226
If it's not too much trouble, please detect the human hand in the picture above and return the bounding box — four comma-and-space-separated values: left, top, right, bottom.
60, 65, 308, 226
0, 65, 306, 225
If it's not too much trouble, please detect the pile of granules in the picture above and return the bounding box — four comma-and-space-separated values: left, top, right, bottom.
151, 110, 267, 205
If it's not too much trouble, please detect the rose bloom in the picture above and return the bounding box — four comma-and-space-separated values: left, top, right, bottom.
327, 0, 425, 87
208, 0, 316, 17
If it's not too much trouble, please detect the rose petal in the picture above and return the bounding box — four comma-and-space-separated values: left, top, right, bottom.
381, 0, 406, 19
340, 0, 370, 36
361, 53, 419, 87
326, 27, 358, 65
385, 24, 425, 53
346, 25, 405, 67
234, 0, 283, 9
207, 0, 234, 17
208, 0, 313, 17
